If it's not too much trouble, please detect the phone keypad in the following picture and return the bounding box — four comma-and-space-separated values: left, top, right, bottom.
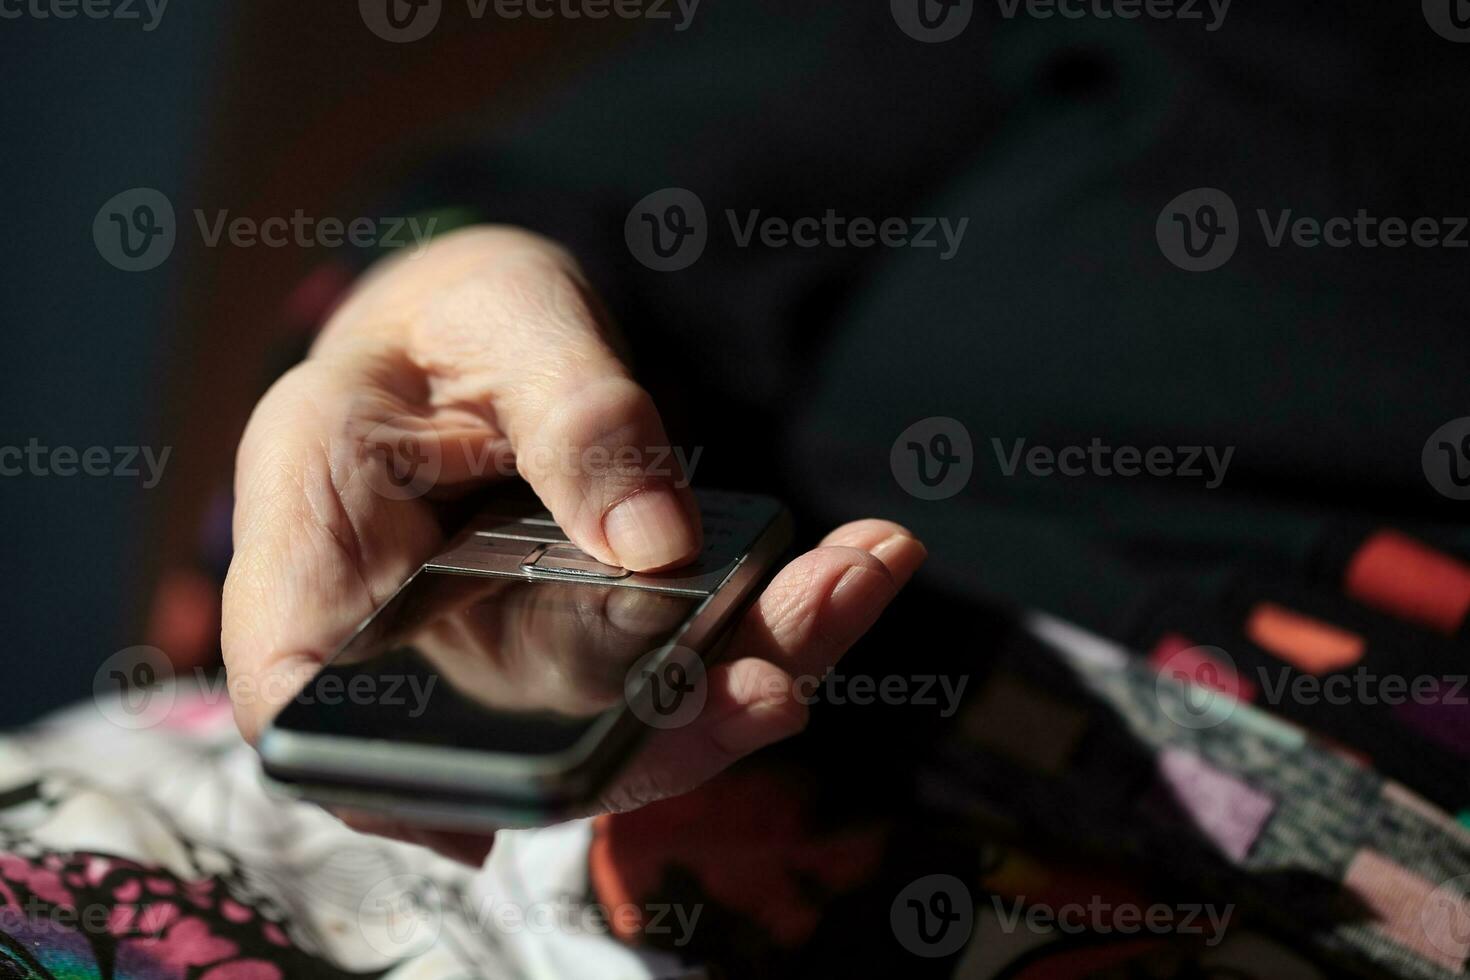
524, 544, 631, 579
426, 490, 783, 595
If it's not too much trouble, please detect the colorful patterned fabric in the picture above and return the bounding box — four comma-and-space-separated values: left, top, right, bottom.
587, 527, 1470, 979
13, 524, 1470, 977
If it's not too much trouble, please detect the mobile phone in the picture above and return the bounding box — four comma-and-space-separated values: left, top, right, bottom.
259, 488, 791, 829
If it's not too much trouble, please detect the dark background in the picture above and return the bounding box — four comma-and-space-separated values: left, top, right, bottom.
0, 5, 643, 724
1, 6, 224, 724
4, 2, 1469, 727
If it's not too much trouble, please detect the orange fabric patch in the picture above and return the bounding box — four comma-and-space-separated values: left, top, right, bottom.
1345, 530, 1470, 635
1245, 602, 1364, 674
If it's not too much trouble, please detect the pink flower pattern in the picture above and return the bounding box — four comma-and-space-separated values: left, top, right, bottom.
0, 850, 376, 979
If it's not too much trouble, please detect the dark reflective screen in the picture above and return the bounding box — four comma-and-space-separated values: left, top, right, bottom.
276, 572, 699, 756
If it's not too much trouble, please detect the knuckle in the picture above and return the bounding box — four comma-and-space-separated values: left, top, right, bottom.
411, 224, 580, 278
550, 376, 653, 447
520, 375, 652, 464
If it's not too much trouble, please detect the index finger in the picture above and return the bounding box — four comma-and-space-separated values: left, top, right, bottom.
326, 227, 702, 572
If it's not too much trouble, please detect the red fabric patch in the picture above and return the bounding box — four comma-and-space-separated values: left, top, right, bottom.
1345, 530, 1470, 635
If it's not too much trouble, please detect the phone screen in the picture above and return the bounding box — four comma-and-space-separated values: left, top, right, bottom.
274, 571, 702, 756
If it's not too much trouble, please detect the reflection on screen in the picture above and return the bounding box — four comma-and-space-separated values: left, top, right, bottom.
281, 572, 700, 756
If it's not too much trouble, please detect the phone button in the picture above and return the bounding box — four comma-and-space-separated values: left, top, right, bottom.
524, 544, 631, 579
426, 534, 534, 573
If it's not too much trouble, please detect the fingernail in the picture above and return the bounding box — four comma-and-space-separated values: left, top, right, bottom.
825, 566, 896, 640
711, 697, 808, 755
870, 532, 927, 588
603, 490, 700, 572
